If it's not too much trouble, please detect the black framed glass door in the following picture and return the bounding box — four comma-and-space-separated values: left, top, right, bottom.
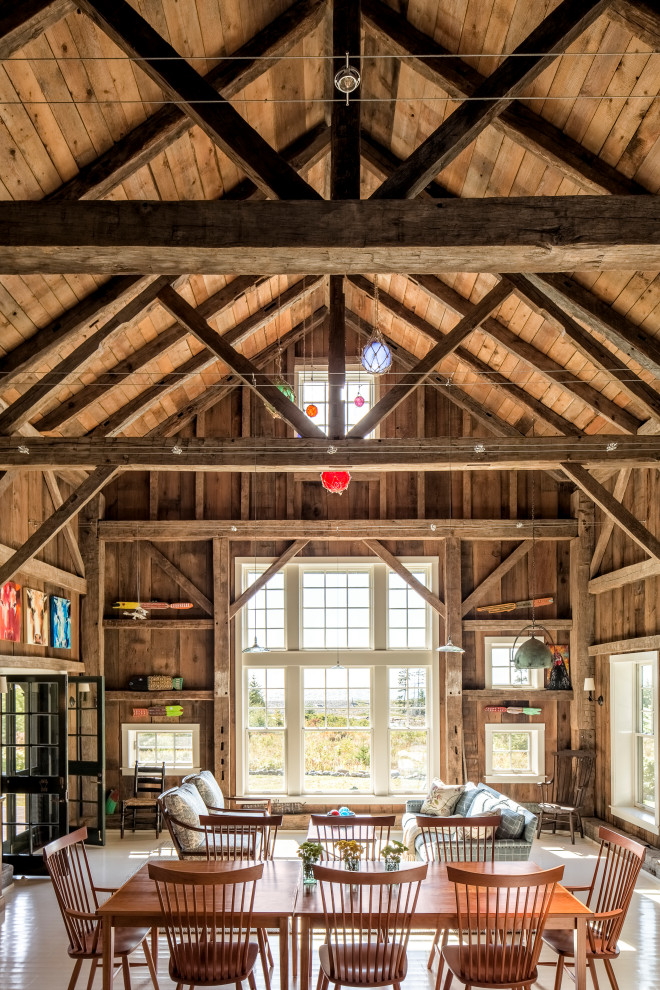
0, 675, 68, 875
68, 676, 105, 845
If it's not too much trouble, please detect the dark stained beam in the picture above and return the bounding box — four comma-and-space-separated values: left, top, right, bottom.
461, 542, 533, 616
77, 0, 321, 201
371, 0, 613, 199
144, 541, 213, 614
328, 276, 346, 439
0, 277, 172, 434
2, 198, 659, 274
50, 0, 327, 203
229, 540, 309, 619
608, 0, 660, 49
589, 468, 632, 577
1, 436, 658, 472
157, 286, 326, 438
362, 0, 646, 197
363, 539, 445, 619
331, 0, 361, 198
0, 0, 73, 59
346, 281, 512, 438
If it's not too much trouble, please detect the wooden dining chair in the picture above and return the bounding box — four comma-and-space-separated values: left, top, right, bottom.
309, 814, 396, 861
313, 861, 428, 990
149, 860, 264, 990
541, 826, 646, 990
200, 812, 282, 863
43, 826, 159, 990
417, 813, 502, 990
442, 863, 565, 990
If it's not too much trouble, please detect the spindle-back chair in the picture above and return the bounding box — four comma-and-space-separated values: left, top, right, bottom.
309, 814, 395, 861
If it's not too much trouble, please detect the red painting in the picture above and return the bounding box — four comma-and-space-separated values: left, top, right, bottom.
0, 581, 21, 642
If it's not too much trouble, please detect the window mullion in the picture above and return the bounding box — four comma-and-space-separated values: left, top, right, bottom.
287, 665, 301, 796
373, 666, 388, 796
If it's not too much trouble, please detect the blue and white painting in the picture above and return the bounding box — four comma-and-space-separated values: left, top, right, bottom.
50, 595, 71, 649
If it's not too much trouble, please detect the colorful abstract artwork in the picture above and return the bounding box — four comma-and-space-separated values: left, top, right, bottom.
50, 595, 71, 649
0, 581, 21, 642
25, 588, 49, 646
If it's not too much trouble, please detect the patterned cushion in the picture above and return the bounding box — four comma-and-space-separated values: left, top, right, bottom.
420, 779, 465, 816
493, 806, 526, 839
162, 783, 208, 852
466, 789, 500, 817
453, 783, 478, 816
187, 770, 225, 810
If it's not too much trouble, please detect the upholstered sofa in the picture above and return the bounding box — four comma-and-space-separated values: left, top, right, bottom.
402, 782, 538, 862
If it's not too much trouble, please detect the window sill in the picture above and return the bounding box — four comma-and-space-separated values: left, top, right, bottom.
120, 765, 200, 775
485, 773, 544, 784
610, 805, 660, 835
243, 794, 423, 804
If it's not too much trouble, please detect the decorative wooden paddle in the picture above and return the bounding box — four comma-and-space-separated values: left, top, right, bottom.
484, 705, 542, 715
476, 596, 554, 614
132, 705, 184, 717
113, 600, 193, 609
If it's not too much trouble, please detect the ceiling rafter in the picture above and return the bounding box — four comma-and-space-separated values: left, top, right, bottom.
0, 0, 74, 59
361, 0, 647, 198
371, 0, 613, 199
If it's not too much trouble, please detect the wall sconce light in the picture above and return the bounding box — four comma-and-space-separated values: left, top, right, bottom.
584, 677, 603, 705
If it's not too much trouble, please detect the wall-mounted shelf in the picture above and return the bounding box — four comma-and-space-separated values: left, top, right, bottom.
103, 618, 214, 630
463, 688, 573, 701
462, 619, 573, 632
106, 690, 214, 701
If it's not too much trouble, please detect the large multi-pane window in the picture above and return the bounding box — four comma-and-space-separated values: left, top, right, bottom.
484, 723, 545, 783
485, 637, 544, 689
297, 368, 374, 436
636, 662, 655, 811
237, 557, 437, 798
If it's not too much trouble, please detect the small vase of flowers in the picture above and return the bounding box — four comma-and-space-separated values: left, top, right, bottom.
297, 840, 323, 885
336, 839, 363, 872
381, 840, 406, 871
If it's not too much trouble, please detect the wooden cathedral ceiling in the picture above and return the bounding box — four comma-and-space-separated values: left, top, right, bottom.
0, 0, 659, 455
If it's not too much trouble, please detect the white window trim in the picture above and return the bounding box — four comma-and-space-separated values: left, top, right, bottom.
484, 636, 545, 690
235, 555, 439, 801
484, 722, 545, 784
610, 651, 659, 835
121, 723, 201, 775
295, 363, 379, 438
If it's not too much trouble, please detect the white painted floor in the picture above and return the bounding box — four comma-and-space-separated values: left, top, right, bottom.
1, 830, 659, 990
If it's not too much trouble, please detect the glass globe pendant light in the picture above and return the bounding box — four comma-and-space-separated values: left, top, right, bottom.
361, 275, 392, 375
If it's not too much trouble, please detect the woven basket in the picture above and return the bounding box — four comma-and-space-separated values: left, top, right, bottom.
147, 675, 173, 691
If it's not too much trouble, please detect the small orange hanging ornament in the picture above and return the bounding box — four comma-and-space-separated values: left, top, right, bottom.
306, 404, 318, 418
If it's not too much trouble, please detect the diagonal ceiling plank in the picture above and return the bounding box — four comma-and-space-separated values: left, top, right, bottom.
346, 281, 512, 439
49, 0, 326, 203
608, 0, 660, 48
144, 542, 213, 614
371, 0, 613, 199
0, 468, 18, 500
505, 273, 660, 424
362, 0, 646, 198
229, 540, 309, 619
363, 539, 445, 619
77, 0, 321, 201
0, 0, 73, 59
157, 286, 326, 439
42, 470, 85, 577
589, 468, 632, 577
0, 277, 172, 434
562, 462, 660, 562
461, 541, 533, 616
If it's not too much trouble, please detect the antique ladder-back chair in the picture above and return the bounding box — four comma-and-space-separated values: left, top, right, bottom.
417, 813, 502, 990
537, 750, 595, 843
541, 826, 646, 990
43, 826, 159, 990
120, 761, 166, 839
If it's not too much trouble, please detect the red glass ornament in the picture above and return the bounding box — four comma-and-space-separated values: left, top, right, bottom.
354, 394, 365, 408
306, 403, 318, 418
320, 470, 351, 495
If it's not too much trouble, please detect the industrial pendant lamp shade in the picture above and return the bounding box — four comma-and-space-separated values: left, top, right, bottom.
361, 336, 392, 375
243, 636, 270, 655
512, 625, 555, 670
321, 470, 351, 494
436, 636, 465, 655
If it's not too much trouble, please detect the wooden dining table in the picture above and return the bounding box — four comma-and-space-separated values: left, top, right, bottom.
96, 858, 301, 990
296, 860, 594, 990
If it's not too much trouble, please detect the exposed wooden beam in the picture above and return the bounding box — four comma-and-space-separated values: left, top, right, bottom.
588, 556, 660, 595
506, 273, 660, 424
0, 466, 116, 587
111, 307, 327, 440
0, 0, 73, 60
50, 0, 326, 203
532, 273, 660, 380
441, 535, 463, 783
229, 540, 309, 620
0, 541, 87, 594
361, 0, 646, 198
3, 436, 657, 472
590, 469, 632, 577
42, 471, 86, 577
0, 278, 172, 434
371, 0, 612, 198
0, 469, 17, 499
213, 537, 230, 788
77, 0, 320, 201
608, 0, 660, 49
2, 198, 660, 274
0, 656, 85, 674
588, 633, 660, 657
562, 462, 660, 562
98, 518, 578, 542
328, 276, 347, 439
157, 286, 326, 439
144, 541, 213, 614
331, 0, 361, 199
363, 539, 445, 619
346, 281, 512, 438
463, 617, 573, 632
103, 617, 214, 630
461, 542, 533, 617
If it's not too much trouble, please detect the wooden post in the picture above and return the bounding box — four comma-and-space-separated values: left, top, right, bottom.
441, 535, 463, 784
213, 537, 231, 794
78, 496, 105, 676
569, 489, 596, 756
